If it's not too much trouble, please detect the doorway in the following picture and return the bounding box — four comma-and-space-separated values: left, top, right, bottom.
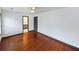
34, 16, 38, 32
22, 16, 29, 33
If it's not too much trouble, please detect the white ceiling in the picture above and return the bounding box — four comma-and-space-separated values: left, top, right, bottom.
1, 7, 63, 13
37, 7, 63, 13
2, 7, 30, 13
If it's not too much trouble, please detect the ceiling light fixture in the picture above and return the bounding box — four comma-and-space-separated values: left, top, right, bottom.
30, 10, 35, 13
30, 7, 36, 13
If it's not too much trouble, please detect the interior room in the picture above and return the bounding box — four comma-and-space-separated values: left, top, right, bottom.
0, 7, 79, 51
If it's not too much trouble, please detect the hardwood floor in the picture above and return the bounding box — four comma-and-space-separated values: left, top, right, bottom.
0, 32, 79, 51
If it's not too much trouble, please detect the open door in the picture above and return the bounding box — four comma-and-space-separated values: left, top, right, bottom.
22, 16, 29, 33
34, 16, 38, 32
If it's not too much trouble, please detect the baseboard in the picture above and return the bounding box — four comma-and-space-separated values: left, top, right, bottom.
2, 33, 23, 39
37, 32, 79, 50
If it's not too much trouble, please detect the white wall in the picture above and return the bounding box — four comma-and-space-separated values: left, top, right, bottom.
0, 14, 1, 35
0, 15, 1, 41
29, 14, 34, 31
36, 7, 79, 48
0, 8, 2, 40
2, 10, 33, 37
0, 8, 2, 13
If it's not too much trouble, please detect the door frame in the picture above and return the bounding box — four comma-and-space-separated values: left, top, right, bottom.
22, 16, 29, 33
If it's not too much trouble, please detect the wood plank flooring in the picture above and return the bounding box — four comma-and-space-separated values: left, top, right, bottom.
0, 32, 79, 51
